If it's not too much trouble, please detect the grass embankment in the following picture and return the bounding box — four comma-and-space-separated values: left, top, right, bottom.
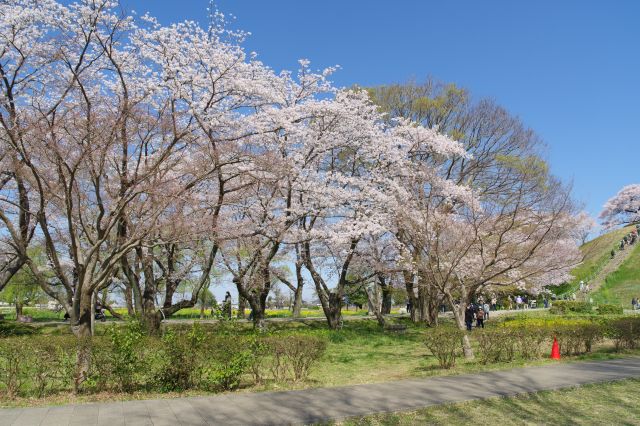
554, 225, 633, 297
334, 379, 640, 426
592, 241, 640, 306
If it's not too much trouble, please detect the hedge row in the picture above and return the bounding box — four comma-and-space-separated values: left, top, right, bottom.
0, 323, 327, 399
549, 301, 624, 315
424, 316, 640, 369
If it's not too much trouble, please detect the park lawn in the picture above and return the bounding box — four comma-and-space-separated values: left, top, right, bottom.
333, 378, 640, 426
4, 314, 639, 408
592, 242, 640, 306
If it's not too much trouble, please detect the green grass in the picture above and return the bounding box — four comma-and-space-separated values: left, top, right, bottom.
554, 225, 634, 296
333, 378, 640, 425
592, 241, 640, 306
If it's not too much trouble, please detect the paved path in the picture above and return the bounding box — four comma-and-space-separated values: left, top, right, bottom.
2, 357, 640, 426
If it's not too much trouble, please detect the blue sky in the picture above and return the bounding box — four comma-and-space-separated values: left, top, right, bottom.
121, 0, 640, 220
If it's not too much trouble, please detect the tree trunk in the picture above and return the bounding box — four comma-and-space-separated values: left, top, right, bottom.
448, 293, 474, 359
403, 271, 419, 323
71, 294, 93, 394
324, 293, 343, 330
381, 285, 392, 315
366, 286, 386, 328
237, 296, 246, 319
124, 285, 134, 316
292, 262, 304, 318
15, 302, 23, 318
199, 303, 205, 319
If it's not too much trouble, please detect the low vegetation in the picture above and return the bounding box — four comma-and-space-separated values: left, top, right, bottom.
1, 314, 639, 406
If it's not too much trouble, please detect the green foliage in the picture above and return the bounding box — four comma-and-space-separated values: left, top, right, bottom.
475, 328, 517, 364
98, 321, 145, 392
260, 335, 327, 382
596, 304, 623, 315
424, 327, 464, 369
155, 323, 207, 391
606, 317, 640, 351
0, 321, 37, 337
0, 336, 75, 398
549, 301, 593, 315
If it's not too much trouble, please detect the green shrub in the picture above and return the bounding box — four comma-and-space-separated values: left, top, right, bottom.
596, 304, 623, 315
424, 327, 464, 369
0, 338, 27, 398
551, 323, 604, 355
155, 324, 207, 391
97, 322, 146, 392
0, 321, 37, 337
201, 336, 252, 391
475, 329, 516, 364
262, 335, 327, 382
512, 326, 550, 359
549, 301, 593, 315
606, 317, 640, 351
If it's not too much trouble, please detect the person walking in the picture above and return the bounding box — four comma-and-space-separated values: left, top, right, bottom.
464, 304, 474, 331
491, 297, 497, 311
515, 295, 523, 310
483, 302, 490, 320
476, 308, 485, 328
633, 297, 638, 311
223, 291, 232, 319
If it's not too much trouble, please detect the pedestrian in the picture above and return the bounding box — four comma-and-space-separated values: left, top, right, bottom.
476, 308, 485, 328
464, 304, 474, 331
491, 296, 497, 311
543, 297, 549, 308
611, 249, 616, 259
515, 295, 523, 310
483, 302, 490, 320
223, 291, 232, 319
633, 297, 638, 310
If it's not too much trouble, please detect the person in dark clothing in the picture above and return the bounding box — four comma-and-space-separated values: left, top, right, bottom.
475, 308, 485, 328
464, 304, 474, 330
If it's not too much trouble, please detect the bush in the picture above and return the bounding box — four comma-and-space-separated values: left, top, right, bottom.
0, 336, 75, 398
606, 317, 640, 351
201, 336, 252, 391
97, 322, 146, 392
0, 321, 37, 337
261, 335, 327, 382
596, 304, 623, 315
424, 327, 464, 369
475, 329, 516, 364
154, 324, 207, 391
552, 323, 604, 355
549, 301, 593, 315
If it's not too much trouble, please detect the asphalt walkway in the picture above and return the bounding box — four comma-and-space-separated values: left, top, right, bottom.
1, 357, 640, 425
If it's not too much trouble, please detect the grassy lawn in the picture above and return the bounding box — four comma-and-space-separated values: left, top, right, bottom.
333, 378, 640, 425
592, 242, 640, 306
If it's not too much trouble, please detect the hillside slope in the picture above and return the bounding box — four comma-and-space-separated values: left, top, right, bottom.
591, 240, 640, 306
554, 225, 634, 297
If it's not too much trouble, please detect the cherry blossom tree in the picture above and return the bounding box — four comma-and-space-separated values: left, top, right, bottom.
599, 184, 640, 228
